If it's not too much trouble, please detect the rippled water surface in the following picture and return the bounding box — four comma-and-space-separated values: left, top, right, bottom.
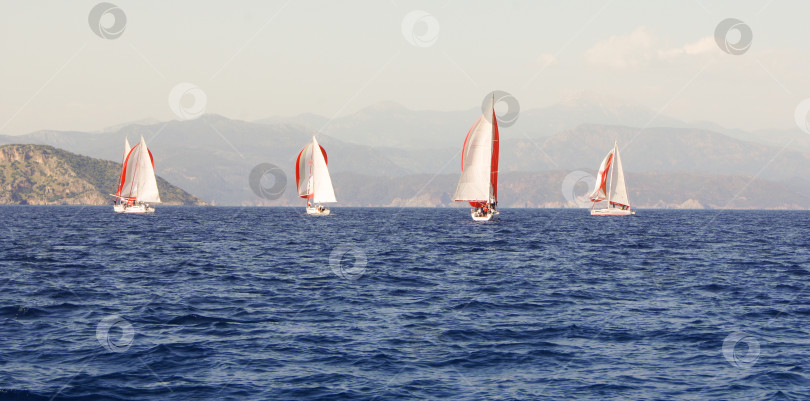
1, 206, 809, 400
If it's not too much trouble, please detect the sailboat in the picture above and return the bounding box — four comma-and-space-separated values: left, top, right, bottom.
296, 136, 336, 215
453, 94, 499, 221
112, 136, 161, 213
589, 140, 635, 216
112, 137, 131, 213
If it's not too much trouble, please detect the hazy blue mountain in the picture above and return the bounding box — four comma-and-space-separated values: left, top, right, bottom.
258, 101, 479, 149
256, 92, 690, 148
506, 124, 810, 180
258, 93, 810, 154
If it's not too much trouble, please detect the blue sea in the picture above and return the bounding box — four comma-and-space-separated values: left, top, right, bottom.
1, 206, 809, 400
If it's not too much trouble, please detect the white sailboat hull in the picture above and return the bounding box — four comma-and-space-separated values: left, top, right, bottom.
470, 207, 498, 221
114, 203, 155, 214
590, 208, 634, 216
306, 205, 331, 216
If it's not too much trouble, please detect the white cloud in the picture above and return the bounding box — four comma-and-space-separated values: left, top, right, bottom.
584, 27, 655, 70
584, 27, 716, 69
658, 36, 716, 59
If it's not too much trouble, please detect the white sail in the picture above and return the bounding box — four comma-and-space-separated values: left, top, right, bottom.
589, 141, 633, 216
310, 136, 336, 203
454, 98, 495, 202
297, 150, 314, 198
611, 146, 629, 207
119, 136, 161, 203
589, 150, 613, 202
305, 176, 314, 197
133, 136, 161, 203
121, 137, 131, 165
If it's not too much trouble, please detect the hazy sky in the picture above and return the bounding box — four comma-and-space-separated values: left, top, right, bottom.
1, 0, 809, 135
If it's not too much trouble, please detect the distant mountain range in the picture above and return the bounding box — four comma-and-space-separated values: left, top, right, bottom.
0, 144, 201, 205
0, 93, 808, 208
332, 170, 810, 209
258, 92, 810, 154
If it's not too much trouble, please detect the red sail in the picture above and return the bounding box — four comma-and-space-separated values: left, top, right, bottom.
295, 144, 327, 199
116, 145, 154, 199
490, 107, 499, 203
589, 153, 613, 202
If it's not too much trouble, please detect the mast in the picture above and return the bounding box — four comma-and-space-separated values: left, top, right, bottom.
607, 141, 616, 206
489, 92, 498, 206
309, 138, 316, 203
489, 93, 494, 204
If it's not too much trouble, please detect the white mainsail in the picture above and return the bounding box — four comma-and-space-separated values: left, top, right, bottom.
118, 136, 161, 203
121, 137, 131, 165
297, 154, 313, 198
454, 96, 497, 203
611, 145, 630, 207
310, 137, 336, 204
297, 136, 336, 204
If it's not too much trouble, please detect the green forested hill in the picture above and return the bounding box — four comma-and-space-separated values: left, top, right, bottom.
0, 144, 202, 205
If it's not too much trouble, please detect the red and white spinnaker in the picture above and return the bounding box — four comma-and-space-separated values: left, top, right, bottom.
296, 136, 336, 215
453, 94, 500, 221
